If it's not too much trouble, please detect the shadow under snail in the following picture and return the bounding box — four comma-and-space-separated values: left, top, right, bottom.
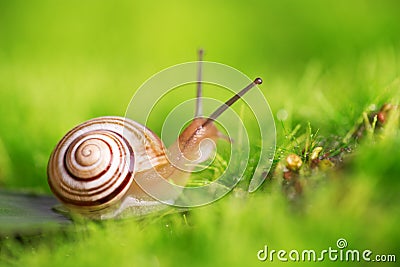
47, 50, 262, 219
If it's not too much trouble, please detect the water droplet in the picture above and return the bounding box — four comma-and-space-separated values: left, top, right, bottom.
277, 109, 288, 121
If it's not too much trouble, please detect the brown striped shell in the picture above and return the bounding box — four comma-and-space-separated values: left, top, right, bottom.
47, 116, 168, 215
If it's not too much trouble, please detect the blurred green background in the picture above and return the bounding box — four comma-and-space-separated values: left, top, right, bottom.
0, 0, 399, 266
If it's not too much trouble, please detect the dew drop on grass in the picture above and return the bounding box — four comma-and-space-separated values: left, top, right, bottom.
277, 109, 288, 121
368, 104, 377, 111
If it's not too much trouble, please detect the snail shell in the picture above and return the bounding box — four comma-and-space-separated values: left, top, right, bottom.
48, 116, 168, 217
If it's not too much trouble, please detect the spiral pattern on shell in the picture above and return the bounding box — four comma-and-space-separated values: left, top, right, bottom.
48, 116, 167, 212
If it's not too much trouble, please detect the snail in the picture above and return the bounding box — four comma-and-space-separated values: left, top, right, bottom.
47, 51, 263, 219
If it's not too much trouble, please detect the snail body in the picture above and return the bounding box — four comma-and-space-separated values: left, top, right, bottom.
48, 116, 224, 218
47, 51, 262, 219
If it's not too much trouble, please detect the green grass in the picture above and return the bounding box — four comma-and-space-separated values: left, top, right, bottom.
1, 0, 400, 266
